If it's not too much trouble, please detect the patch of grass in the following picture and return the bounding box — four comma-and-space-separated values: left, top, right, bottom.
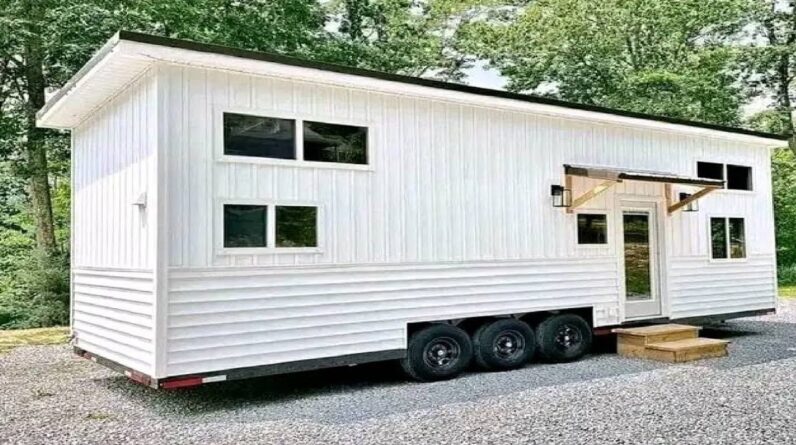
0, 327, 69, 354
780, 285, 796, 299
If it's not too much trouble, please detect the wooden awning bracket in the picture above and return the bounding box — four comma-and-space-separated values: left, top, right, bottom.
665, 183, 719, 215
566, 175, 620, 213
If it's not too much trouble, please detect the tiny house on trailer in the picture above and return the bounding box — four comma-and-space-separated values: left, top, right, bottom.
37, 32, 786, 388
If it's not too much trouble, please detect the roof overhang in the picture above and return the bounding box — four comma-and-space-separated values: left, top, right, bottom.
563, 164, 723, 215
564, 164, 724, 188
36, 31, 790, 146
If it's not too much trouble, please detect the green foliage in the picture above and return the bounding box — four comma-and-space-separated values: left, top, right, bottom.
457, 0, 750, 125
779, 264, 796, 286
771, 149, 796, 267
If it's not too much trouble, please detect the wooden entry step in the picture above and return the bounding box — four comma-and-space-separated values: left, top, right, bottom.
645, 338, 729, 363
612, 324, 729, 363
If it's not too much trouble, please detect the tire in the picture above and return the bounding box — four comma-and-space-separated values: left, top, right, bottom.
535, 313, 592, 362
401, 324, 473, 382
473, 319, 535, 371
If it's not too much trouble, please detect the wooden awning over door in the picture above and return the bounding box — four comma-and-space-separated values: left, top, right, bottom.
563, 164, 724, 215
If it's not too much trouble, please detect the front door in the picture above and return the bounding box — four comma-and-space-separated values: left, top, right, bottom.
620, 202, 662, 319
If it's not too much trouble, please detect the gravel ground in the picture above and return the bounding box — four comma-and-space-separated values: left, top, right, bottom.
2, 300, 796, 445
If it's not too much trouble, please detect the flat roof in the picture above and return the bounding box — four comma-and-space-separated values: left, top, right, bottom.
37, 31, 789, 143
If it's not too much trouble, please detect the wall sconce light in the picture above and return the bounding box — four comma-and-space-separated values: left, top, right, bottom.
679, 192, 698, 212
551, 185, 572, 208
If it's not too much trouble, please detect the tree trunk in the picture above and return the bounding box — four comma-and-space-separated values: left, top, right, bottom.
23, 0, 58, 254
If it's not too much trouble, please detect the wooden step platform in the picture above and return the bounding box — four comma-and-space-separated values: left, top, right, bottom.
612, 324, 729, 363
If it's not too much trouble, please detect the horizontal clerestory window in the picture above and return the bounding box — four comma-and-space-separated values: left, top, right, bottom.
223, 112, 367, 165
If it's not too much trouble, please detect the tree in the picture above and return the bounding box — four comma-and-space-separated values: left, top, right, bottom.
0, 0, 332, 327
457, 0, 750, 125
738, 0, 796, 154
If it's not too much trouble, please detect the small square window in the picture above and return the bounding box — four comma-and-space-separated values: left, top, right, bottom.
224, 113, 295, 159
577, 214, 608, 244
697, 162, 724, 181
726, 164, 752, 191
303, 121, 367, 164
276, 206, 318, 247
710, 217, 746, 260
224, 205, 267, 248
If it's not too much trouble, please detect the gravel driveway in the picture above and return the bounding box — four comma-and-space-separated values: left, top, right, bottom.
2, 300, 796, 445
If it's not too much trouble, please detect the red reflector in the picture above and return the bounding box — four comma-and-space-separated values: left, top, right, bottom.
161, 377, 203, 389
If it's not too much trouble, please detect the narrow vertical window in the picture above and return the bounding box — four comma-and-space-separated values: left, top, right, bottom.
224, 205, 267, 248
710, 217, 727, 259
276, 206, 318, 247
729, 218, 746, 258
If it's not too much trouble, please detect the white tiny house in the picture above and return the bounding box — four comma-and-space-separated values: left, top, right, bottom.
38, 32, 786, 387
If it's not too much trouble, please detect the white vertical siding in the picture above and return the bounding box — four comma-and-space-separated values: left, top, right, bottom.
160, 65, 775, 268
72, 71, 158, 269
70, 70, 158, 375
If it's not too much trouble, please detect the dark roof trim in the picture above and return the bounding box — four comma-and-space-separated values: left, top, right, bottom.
565, 164, 725, 187
46, 30, 790, 141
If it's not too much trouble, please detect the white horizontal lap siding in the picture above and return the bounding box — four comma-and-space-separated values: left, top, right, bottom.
668, 256, 776, 319
71, 69, 158, 376
72, 269, 155, 374
165, 258, 618, 375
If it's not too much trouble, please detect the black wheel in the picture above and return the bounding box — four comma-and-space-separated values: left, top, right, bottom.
535, 313, 592, 362
401, 324, 473, 382
473, 319, 535, 371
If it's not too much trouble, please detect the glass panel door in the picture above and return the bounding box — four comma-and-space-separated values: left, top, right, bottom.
623, 212, 652, 301
621, 202, 662, 320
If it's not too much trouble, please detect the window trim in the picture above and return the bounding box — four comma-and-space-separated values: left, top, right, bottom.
707, 215, 748, 263
216, 107, 374, 171
694, 159, 754, 193
215, 198, 323, 255
574, 210, 611, 247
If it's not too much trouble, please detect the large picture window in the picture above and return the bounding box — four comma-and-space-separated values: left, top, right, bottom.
223, 113, 295, 159
710, 217, 746, 259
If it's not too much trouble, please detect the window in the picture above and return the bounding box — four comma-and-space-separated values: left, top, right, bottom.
710, 217, 746, 259
577, 214, 608, 245
697, 162, 724, 181
697, 161, 752, 191
224, 113, 295, 159
224, 205, 267, 248
276, 206, 318, 247
303, 121, 367, 164
727, 164, 752, 191
222, 204, 318, 250
222, 112, 369, 166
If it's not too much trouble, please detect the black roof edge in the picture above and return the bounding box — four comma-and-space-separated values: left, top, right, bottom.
52, 30, 792, 141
